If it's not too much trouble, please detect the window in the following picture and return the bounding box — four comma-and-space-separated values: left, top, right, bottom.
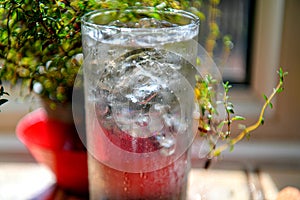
197, 0, 255, 84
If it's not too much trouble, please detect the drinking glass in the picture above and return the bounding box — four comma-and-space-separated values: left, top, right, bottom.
81, 7, 200, 199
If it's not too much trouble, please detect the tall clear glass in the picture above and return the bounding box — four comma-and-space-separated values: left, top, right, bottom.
81, 7, 200, 199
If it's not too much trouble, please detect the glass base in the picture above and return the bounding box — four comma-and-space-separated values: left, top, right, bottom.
88, 151, 190, 200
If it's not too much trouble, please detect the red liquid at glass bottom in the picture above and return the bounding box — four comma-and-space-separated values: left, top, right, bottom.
88, 150, 190, 200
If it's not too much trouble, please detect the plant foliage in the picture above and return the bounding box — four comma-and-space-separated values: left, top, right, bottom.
195, 68, 287, 159
0, 0, 205, 103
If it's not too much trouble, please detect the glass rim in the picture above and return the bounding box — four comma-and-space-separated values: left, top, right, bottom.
81, 7, 200, 33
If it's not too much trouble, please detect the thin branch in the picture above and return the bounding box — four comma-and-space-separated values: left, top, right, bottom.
211, 70, 286, 156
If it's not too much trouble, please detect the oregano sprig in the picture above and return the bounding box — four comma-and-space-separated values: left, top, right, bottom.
210, 68, 287, 157
195, 68, 287, 159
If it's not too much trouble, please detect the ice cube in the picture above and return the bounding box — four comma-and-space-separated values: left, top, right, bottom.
155, 133, 176, 156
148, 117, 164, 133
95, 48, 192, 144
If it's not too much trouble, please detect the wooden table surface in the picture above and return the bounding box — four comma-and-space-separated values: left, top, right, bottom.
0, 162, 278, 200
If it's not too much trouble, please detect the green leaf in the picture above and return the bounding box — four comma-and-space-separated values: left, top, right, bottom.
263, 94, 273, 109
0, 99, 8, 106
223, 81, 232, 92
277, 87, 284, 93
217, 121, 225, 129
232, 116, 245, 121
278, 68, 283, 77
263, 94, 268, 102
227, 102, 234, 108
260, 117, 265, 125
58, 2, 65, 9
268, 102, 273, 109
226, 106, 234, 114
277, 68, 288, 83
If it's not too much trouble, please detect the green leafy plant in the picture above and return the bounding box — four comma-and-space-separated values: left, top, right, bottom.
1, 0, 98, 103
0, 0, 206, 104
195, 68, 287, 167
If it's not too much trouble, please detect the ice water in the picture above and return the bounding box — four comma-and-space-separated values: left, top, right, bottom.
81, 8, 199, 199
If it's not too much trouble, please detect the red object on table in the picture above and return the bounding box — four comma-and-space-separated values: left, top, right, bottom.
16, 108, 88, 195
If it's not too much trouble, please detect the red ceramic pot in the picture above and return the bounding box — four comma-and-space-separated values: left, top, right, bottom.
16, 108, 88, 195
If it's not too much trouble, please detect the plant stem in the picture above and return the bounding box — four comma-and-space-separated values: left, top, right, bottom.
212, 74, 284, 156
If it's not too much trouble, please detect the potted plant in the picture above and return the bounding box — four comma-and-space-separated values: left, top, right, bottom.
0, 0, 100, 195
0, 0, 287, 198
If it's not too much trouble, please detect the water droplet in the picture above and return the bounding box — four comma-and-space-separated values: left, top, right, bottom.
138, 172, 148, 180
140, 172, 148, 179
123, 172, 130, 193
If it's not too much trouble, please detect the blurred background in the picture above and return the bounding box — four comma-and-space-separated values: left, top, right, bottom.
0, 0, 299, 196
